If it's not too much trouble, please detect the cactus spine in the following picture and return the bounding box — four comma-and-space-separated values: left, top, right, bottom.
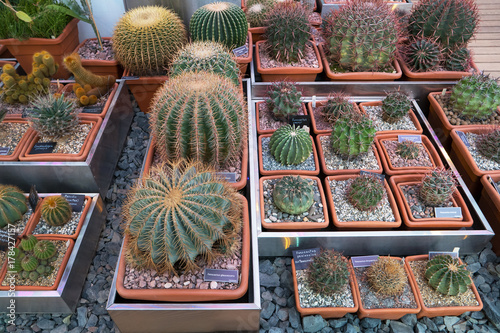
321, 93, 356, 124
396, 141, 420, 160
246, 0, 273, 27
366, 257, 407, 296
273, 175, 314, 215
41, 196, 73, 227
425, 255, 472, 296
0, 185, 27, 228
382, 91, 411, 123
306, 250, 350, 296
269, 125, 312, 165
266, 81, 302, 121
330, 115, 376, 158
444, 48, 471, 72
404, 38, 441, 72
419, 168, 457, 206
347, 175, 385, 211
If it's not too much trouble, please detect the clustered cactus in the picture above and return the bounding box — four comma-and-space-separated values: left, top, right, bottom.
306, 250, 350, 296
347, 175, 385, 211
382, 91, 411, 123
396, 141, 420, 160
41, 196, 73, 227
425, 255, 472, 296
330, 115, 376, 158
0, 185, 27, 228
321, 93, 356, 124
269, 124, 312, 165
28, 94, 78, 138
366, 257, 407, 296
12, 235, 58, 282
419, 168, 457, 207
266, 81, 302, 121
68, 83, 98, 107
477, 129, 500, 163
273, 175, 314, 215
403, 38, 441, 73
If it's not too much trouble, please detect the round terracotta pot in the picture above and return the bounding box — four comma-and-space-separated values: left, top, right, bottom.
60, 83, 118, 119
358, 101, 423, 135
398, 54, 480, 81
307, 100, 360, 135
0, 119, 34, 161
72, 37, 124, 79
375, 134, 444, 175
479, 175, 500, 255
122, 69, 167, 114
256, 101, 308, 135
405, 254, 483, 319
259, 175, 329, 230
324, 174, 401, 229
236, 32, 253, 76
389, 174, 474, 229
116, 194, 250, 302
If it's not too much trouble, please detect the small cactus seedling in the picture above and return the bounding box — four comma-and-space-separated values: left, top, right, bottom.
366, 257, 407, 296
321, 93, 356, 124
382, 91, 411, 123
273, 175, 314, 215
404, 38, 441, 72
330, 115, 376, 158
0, 185, 28, 228
347, 175, 385, 211
41, 196, 73, 227
476, 128, 500, 163
396, 140, 420, 160
425, 255, 472, 296
266, 81, 302, 121
306, 249, 350, 296
21, 256, 39, 272
419, 168, 457, 206
269, 124, 312, 165
29, 94, 78, 138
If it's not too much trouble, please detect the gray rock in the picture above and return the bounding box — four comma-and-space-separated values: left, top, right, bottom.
85, 314, 98, 329
415, 322, 427, 333
268, 315, 279, 328
261, 273, 280, 288
262, 291, 273, 301
479, 249, 497, 266
50, 325, 68, 333
269, 327, 285, 333
400, 314, 417, 327
329, 317, 348, 329
361, 317, 381, 329
37, 319, 55, 330
471, 311, 485, 320
260, 260, 275, 275
277, 308, 289, 322
344, 323, 357, 333
433, 317, 444, 326
280, 270, 294, 290
389, 321, 412, 333
275, 286, 285, 297
467, 262, 482, 274
260, 318, 270, 330
479, 291, 500, 330
274, 258, 286, 267
453, 321, 468, 333
288, 307, 301, 329
444, 316, 460, 331
480, 284, 492, 293
320, 327, 333, 333
303, 315, 327, 333
261, 301, 276, 320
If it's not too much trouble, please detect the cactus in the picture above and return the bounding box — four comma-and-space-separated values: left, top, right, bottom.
419, 168, 457, 206
404, 38, 441, 72
190, 2, 248, 51
124, 160, 243, 273
476, 129, 500, 163
264, 1, 310, 63
20, 235, 38, 252
269, 124, 312, 165
33, 240, 57, 260
366, 257, 407, 296
444, 48, 471, 72
330, 115, 376, 158
21, 256, 38, 272
273, 175, 314, 215
347, 175, 385, 211
28, 271, 40, 282
169, 41, 239, 86
396, 140, 420, 160
246, 0, 273, 27
266, 81, 302, 121
306, 250, 350, 296
11, 261, 23, 273
0, 185, 27, 228
323, 0, 399, 72
425, 255, 472, 296
72, 83, 98, 107
151, 71, 246, 166
382, 91, 411, 123
449, 74, 500, 121
41, 196, 73, 227
321, 93, 356, 124
29, 94, 78, 138
112, 6, 187, 76
63, 53, 116, 95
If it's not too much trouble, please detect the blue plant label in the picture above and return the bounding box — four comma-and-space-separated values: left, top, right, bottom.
360, 170, 385, 181
204, 269, 239, 283
0, 147, 10, 155
429, 251, 459, 260
29, 142, 56, 154
455, 131, 470, 148
398, 135, 422, 143
351, 255, 379, 268
434, 207, 462, 219
62, 193, 85, 212
216, 172, 237, 183
292, 248, 320, 270
122, 76, 140, 80
29, 185, 40, 211
488, 176, 500, 194
232, 45, 248, 57
82, 106, 103, 114
288, 115, 311, 129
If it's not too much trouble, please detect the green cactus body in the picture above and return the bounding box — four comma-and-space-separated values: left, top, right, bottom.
367, 257, 407, 296
306, 250, 349, 296
21, 256, 38, 272
0, 185, 27, 228
322, 93, 355, 124
29, 94, 78, 138
405, 38, 441, 72
330, 116, 376, 158
425, 255, 472, 296
28, 271, 40, 282
396, 141, 420, 160
266, 81, 302, 121
190, 2, 248, 51
11, 261, 23, 273
269, 125, 312, 165
273, 175, 314, 215
477, 129, 500, 163
36, 265, 46, 275
347, 175, 385, 211
246, 0, 273, 27
419, 168, 457, 206
382, 91, 411, 123
151, 72, 246, 166
33, 240, 57, 260
41, 196, 73, 227
21, 235, 38, 252
444, 48, 471, 72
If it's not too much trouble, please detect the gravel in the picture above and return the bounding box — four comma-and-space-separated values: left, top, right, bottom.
77, 39, 115, 61
463, 132, 500, 171
0, 122, 30, 156
35, 123, 93, 155
401, 184, 455, 219
434, 94, 500, 126
258, 42, 319, 69
258, 101, 305, 132
319, 136, 380, 172
261, 136, 316, 172
362, 105, 418, 133
382, 140, 433, 168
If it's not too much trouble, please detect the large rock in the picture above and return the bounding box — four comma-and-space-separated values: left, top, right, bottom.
261, 273, 280, 288
444, 316, 460, 331
361, 317, 381, 329
260, 260, 275, 275
400, 313, 417, 327
389, 321, 413, 333
261, 301, 276, 320
302, 315, 327, 333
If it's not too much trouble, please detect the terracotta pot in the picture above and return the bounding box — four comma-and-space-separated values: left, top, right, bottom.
0, 119, 35, 161
255, 40, 323, 82
4, 82, 64, 120
72, 37, 124, 79
0, 44, 13, 58
122, 69, 167, 114
315, 134, 384, 176
116, 194, 250, 302
258, 134, 320, 176
0, 235, 75, 291
405, 254, 483, 318
307, 100, 360, 135
259, 175, 329, 230
249, 27, 266, 43
292, 258, 359, 318
0, 19, 80, 79
375, 134, 444, 176
236, 32, 253, 76
389, 174, 473, 229
398, 55, 480, 81
352, 256, 421, 320
479, 175, 500, 255
0, 60, 15, 67
324, 174, 401, 229
256, 101, 308, 135
60, 83, 118, 119
20, 117, 103, 162
358, 101, 423, 135
319, 45, 402, 81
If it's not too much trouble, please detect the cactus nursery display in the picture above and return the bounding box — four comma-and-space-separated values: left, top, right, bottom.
0, 185, 27, 228
272, 175, 314, 215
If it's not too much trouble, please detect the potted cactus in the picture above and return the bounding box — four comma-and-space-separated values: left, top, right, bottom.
0, 185, 30, 237
244, 0, 274, 42
307, 93, 360, 135
479, 175, 500, 254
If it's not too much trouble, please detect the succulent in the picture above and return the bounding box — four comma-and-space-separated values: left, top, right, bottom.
306, 250, 350, 296
169, 41, 239, 86
0, 185, 27, 228
124, 161, 243, 273
269, 124, 312, 165
476, 128, 500, 163
264, 1, 310, 63
444, 48, 472, 72
419, 168, 457, 206
11, 261, 23, 273
382, 91, 411, 123
396, 140, 420, 160
21, 256, 38, 272
449, 74, 500, 121
425, 255, 472, 296
63, 53, 116, 96
321, 93, 356, 124
330, 115, 376, 158
112, 6, 187, 76
246, 0, 273, 27
347, 175, 385, 211
20, 235, 38, 252
33, 240, 57, 260
266, 81, 302, 121
404, 38, 441, 72
29, 94, 78, 138
29, 271, 40, 282
190, 2, 248, 51
41, 196, 73, 227
71, 83, 98, 107
366, 257, 407, 296
273, 175, 314, 215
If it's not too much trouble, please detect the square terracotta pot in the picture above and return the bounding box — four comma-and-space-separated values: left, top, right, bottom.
0, 119, 35, 161
60, 83, 118, 119
398, 54, 480, 81
256, 101, 308, 135
358, 101, 423, 136
235, 32, 253, 76
307, 100, 360, 135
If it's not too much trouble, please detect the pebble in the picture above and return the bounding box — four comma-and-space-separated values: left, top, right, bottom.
363, 105, 418, 133
320, 136, 380, 172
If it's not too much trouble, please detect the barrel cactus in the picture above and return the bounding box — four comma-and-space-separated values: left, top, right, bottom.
190, 2, 248, 50
425, 255, 472, 296
29, 94, 78, 138
273, 175, 314, 215
151, 71, 246, 166
396, 141, 420, 160
444, 48, 471, 72
331, 115, 376, 158
306, 250, 349, 296
246, 0, 274, 27
476, 129, 500, 163
20, 234, 38, 252
382, 91, 411, 123
321, 93, 356, 124
266, 81, 302, 121
33, 240, 57, 260
366, 257, 407, 296
347, 175, 385, 211
124, 161, 243, 273
0, 185, 27, 228
269, 124, 312, 165
21, 256, 39, 272
41, 196, 73, 227
404, 38, 441, 72
112, 6, 187, 76
419, 168, 457, 206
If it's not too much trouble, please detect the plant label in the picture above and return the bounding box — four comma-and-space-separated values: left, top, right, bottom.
398, 135, 422, 143
429, 250, 459, 260
488, 176, 500, 194
0, 147, 10, 155
288, 115, 311, 128
82, 106, 103, 114
29, 142, 56, 154
434, 207, 462, 219
204, 269, 239, 283
232, 45, 248, 58
311, 95, 317, 108
292, 248, 320, 270
61, 193, 85, 212
455, 131, 470, 148
122, 76, 140, 80
360, 170, 385, 181
29, 185, 40, 211
351, 255, 379, 268
216, 172, 237, 183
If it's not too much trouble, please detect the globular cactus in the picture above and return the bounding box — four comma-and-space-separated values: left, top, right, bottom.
246, 0, 273, 27
113, 6, 187, 76
444, 48, 472, 72
63, 53, 116, 95
404, 38, 441, 72
323, 0, 399, 72
449, 74, 500, 121
0, 185, 27, 228
347, 175, 385, 211
269, 124, 312, 165
21, 256, 39, 272
396, 140, 420, 160
266, 81, 302, 121
29, 94, 78, 138
382, 91, 411, 123
33, 240, 57, 260
306, 250, 350, 296
264, 1, 310, 63
419, 168, 457, 206
151, 71, 246, 166
425, 255, 472, 296
476, 128, 500, 163
72, 83, 98, 107
20, 235, 38, 252
273, 175, 314, 215
190, 2, 248, 51
330, 115, 376, 158
169, 41, 239, 86
366, 257, 407, 296
41, 196, 73, 227
321, 93, 356, 124
124, 161, 243, 273
29, 271, 40, 282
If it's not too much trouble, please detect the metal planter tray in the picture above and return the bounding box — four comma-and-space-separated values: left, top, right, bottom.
317, 0, 413, 18
0, 80, 134, 197
0, 193, 105, 313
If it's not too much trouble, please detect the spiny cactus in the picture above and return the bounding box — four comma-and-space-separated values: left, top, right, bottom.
269, 124, 312, 165
419, 168, 457, 206
169, 41, 239, 86
347, 175, 385, 211
124, 160, 243, 273
29, 94, 78, 138
321, 93, 356, 124
266, 81, 302, 121
306, 250, 349, 296
151, 71, 246, 166
246, 0, 273, 27
273, 175, 314, 215
112, 6, 187, 76
21, 256, 39, 272
476, 128, 500, 163
63, 53, 116, 96
366, 257, 407, 296
33, 240, 57, 260
41, 196, 73, 227
0, 185, 27, 228
21, 235, 38, 252
190, 2, 248, 51
404, 38, 441, 72
382, 91, 411, 123
330, 115, 376, 158
425, 255, 472, 296
396, 140, 420, 160
444, 48, 472, 72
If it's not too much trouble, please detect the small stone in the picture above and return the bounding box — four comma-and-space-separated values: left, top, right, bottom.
415, 322, 427, 333
479, 248, 496, 265
422, 316, 438, 332
280, 270, 294, 290
479, 291, 500, 330
164, 282, 172, 288
302, 315, 327, 333
400, 313, 417, 327
444, 316, 460, 331
274, 286, 285, 297
261, 301, 276, 320
467, 262, 482, 273
329, 317, 348, 329
320, 328, 333, 333
479, 284, 492, 293
269, 328, 285, 333
50, 325, 68, 333
261, 273, 280, 287
471, 311, 485, 320
288, 307, 300, 329
76, 307, 87, 327
344, 323, 357, 333
361, 317, 381, 329
262, 290, 273, 301
37, 319, 56, 330
210, 281, 217, 289
199, 282, 209, 289
277, 308, 289, 321
389, 321, 413, 333
172, 276, 180, 284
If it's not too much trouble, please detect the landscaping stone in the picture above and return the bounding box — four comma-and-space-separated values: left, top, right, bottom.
302, 316, 326, 333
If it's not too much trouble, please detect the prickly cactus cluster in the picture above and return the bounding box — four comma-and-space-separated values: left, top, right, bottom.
403, 38, 441, 72
273, 175, 314, 215
366, 257, 407, 296
0, 185, 27, 228
382, 91, 411, 123
306, 249, 350, 296
266, 81, 302, 121
396, 140, 420, 160
444, 48, 472, 72
419, 168, 457, 206
269, 124, 312, 165
246, 0, 274, 27
321, 93, 356, 124
330, 114, 376, 158
68, 83, 98, 107
476, 128, 500, 163
41, 196, 73, 227
12, 235, 58, 282
425, 255, 472, 296
347, 175, 385, 211
28, 94, 78, 138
